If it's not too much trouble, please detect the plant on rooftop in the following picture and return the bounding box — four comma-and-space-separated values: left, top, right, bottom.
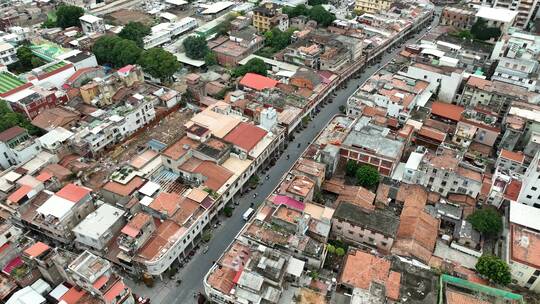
56, 5, 84, 29
470, 18, 501, 41
475, 255, 511, 285
138, 48, 181, 83
232, 58, 267, 77
355, 165, 379, 188
119, 22, 151, 48
467, 207, 502, 237
0, 100, 41, 136
183, 35, 209, 60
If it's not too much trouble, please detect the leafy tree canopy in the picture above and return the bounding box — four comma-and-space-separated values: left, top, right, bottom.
355, 165, 380, 188
232, 58, 267, 77
308, 0, 327, 5
204, 51, 218, 66
0, 101, 41, 136
475, 255, 511, 285
470, 18, 501, 41
309, 5, 336, 27
183, 35, 209, 60
56, 5, 84, 29
467, 208, 502, 237
138, 48, 181, 82
119, 22, 151, 48
112, 39, 143, 68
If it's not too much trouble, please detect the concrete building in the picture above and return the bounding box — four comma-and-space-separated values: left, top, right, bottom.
493, 0, 539, 28
73, 204, 125, 252
517, 151, 540, 208
252, 3, 288, 33
355, 0, 393, 14
440, 7, 476, 30
405, 62, 463, 103
0, 126, 41, 170
143, 17, 197, 49
475, 6, 518, 35
79, 14, 105, 35
0, 42, 16, 65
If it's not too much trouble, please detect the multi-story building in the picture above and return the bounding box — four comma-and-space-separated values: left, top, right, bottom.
72, 204, 125, 252
493, 0, 539, 29
252, 3, 288, 33
440, 7, 476, 30
500, 102, 540, 156
143, 17, 198, 49
0, 42, 16, 65
0, 126, 41, 170
517, 150, 540, 208
79, 14, 105, 34
355, 0, 393, 14
475, 6, 518, 35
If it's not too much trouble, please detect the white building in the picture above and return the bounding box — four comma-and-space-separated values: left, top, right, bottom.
493, 0, 539, 29
73, 203, 125, 251
405, 63, 463, 103
0, 126, 41, 170
508, 201, 540, 292
143, 17, 197, 49
79, 14, 105, 35
517, 150, 540, 208
475, 6, 518, 35
0, 42, 16, 66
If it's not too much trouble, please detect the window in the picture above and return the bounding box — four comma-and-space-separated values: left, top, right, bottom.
532, 187, 537, 191
526, 195, 532, 199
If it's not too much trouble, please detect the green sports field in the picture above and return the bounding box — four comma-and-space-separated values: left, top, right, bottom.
0, 72, 25, 94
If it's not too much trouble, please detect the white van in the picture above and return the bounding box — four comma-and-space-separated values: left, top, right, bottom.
243, 208, 254, 221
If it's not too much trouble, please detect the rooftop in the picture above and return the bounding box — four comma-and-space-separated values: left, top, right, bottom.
56, 183, 91, 203
102, 176, 146, 197
510, 223, 540, 269
476, 6, 518, 23
334, 202, 399, 237
509, 201, 540, 231
162, 136, 199, 160
0, 72, 25, 95
72, 204, 124, 239
431, 101, 464, 122
223, 122, 267, 152
343, 118, 404, 160
239, 73, 278, 91
0, 126, 26, 142
499, 149, 525, 164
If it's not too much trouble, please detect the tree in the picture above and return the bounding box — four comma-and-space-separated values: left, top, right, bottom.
16, 46, 34, 69
338, 105, 346, 113
355, 165, 379, 188
119, 22, 151, 48
232, 58, 267, 77
308, 0, 327, 5
326, 244, 336, 254
335, 247, 345, 256
345, 160, 358, 177
202, 231, 212, 242
138, 48, 180, 82
0, 101, 41, 136
111, 39, 142, 68
458, 30, 473, 39
204, 51, 218, 66
308, 5, 336, 27
467, 208, 502, 237
223, 206, 233, 217
56, 5, 84, 29
183, 35, 209, 60
471, 18, 501, 41
282, 4, 310, 18
92, 35, 123, 65
475, 255, 511, 285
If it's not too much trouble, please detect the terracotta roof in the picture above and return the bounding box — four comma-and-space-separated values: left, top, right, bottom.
340, 250, 395, 293
92, 275, 109, 289
149, 192, 182, 216
504, 179, 521, 201
417, 126, 446, 142
456, 166, 482, 182
0, 126, 26, 142
466, 76, 491, 91
36, 171, 52, 182
123, 212, 152, 236
223, 122, 267, 152
239, 73, 278, 91
500, 149, 525, 164
386, 271, 401, 301
431, 101, 464, 121
103, 280, 126, 302
7, 185, 32, 204
31, 107, 79, 130
23, 241, 50, 258
446, 290, 490, 304
56, 183, 91, 203
60, 287, 86, 304
510, 223, 540, 269
102, 176, 146, 197
162, 136, 199, 160
193, 161, 233, 191
137, 220, 182, 261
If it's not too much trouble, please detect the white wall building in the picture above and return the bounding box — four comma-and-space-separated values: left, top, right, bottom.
143, 17, 197, 49
73, 203, 125, 251
405, 63, 463, 103
475, 6, 518, 35
0, 127, 41, 170
79, 14, 105, 34
493, 0, 539, 29
0, 42, 17, 66
517, 150, 540, 208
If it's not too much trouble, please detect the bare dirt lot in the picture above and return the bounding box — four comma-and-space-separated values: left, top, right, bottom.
105, 9, 155, 25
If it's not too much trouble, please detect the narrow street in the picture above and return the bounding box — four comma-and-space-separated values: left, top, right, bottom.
126, 11, 441, 304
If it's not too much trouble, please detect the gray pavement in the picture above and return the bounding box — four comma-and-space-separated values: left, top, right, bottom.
126, 12, 440, 304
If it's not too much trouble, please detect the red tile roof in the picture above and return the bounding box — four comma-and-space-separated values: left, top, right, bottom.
0, 126, 26, 142
500, 149, 525, 163
7, 185, 32, 204
239, 73, 278, 91
103, 280, 126, 302
149, 192, 182, 216
59, 287, 86, 304
92, 275, 109, 289
224, 122, 267, 152
162, 136, 198, 160
417, 126, 446, 142
193, 161, 233, 191
23, 242, 50, 258
102, 176, 146, 197
56, 183, 91, 203
431, 101, 464, 122
504, 179, 521, 201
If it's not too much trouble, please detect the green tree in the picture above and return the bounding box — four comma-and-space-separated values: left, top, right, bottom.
233, 58, 267, 77
92, 35, 123, 65
308, 0, 327, 5
183, 35, 209, 60
16, 46, 34, 69
0, 101, 41, 135
56, 5, 84, 29
458, 30, 473, 39
335, 247, 345, 256
326, 244, 336, 254
119, 22, 151, 48
139, 48, 180, 82
204, 51, 218, 66
355, 165, 379, 188
467, 208, 502, 237
265, 28, 294, 50
202, 231, 212, 242
345, 160, 358, 177
309, 5, 336, 27
282, 4, 309, 18
471, 18, 501, 41
223, 206, 233, 217
112, 39, 142, 67
475, 255, 511, 285
41, 18, 57, 28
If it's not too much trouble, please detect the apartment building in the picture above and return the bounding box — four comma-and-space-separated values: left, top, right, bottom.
0, 126, 41, 170
475, 6, 518, 35
500, 102, 540, 156
0, 42, 16, 65
252, 3, 288, 33
79, 14, 105, 35
493, 0, 539, 28
143, 17, 197, 49
517, 151, 540, 208
440, 7, 476, 30
355, 0, 393, 14
72, 204, 125, 252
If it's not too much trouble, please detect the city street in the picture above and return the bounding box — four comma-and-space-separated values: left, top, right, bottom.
126, 11, 440, 304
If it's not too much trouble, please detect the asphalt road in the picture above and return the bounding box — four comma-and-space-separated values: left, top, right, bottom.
153, 12, 441, 304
